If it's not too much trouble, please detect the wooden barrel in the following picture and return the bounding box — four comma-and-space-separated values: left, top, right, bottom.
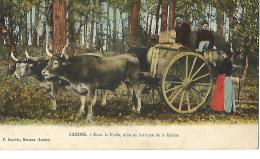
203, 50, 224, 63
147, 43, 182, 78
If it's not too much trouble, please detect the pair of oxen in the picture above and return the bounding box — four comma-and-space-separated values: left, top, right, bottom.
11, 45, 142, 120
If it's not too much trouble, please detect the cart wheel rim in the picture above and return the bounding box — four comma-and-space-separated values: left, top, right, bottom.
161, 52, 213, 113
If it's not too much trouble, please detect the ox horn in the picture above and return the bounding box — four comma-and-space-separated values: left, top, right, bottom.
46, 45, 53, 57
11, 52, 19, 62
45, 25, 53, 57
61, 39, 69, 59
25, 50, 31, 59
61, 39, 69, 55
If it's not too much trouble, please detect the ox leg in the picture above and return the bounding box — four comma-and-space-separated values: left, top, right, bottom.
49, 82, 58, 110
124, 82, 134, 108
78, 95, 86, 116
132, 84, 142, 113
101, 90, 107, 106
86, 88, 97, 120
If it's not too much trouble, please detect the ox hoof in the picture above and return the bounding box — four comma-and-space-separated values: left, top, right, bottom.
131, 109, 141, 117
77, 110, 85, 117
85, 115, 93, 122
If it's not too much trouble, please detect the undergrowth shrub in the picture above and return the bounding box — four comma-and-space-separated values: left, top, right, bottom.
0, 76, 50, 118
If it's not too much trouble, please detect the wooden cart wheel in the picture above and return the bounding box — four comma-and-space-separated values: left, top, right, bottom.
161, 52, 213, 113
140, 81, 162, 105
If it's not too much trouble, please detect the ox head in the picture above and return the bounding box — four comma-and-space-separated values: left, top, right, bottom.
41, 54, 68, 79
42, 41, 69, 79
11, 51, 48, 79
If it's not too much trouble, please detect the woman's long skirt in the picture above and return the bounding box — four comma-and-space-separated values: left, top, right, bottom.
211, 75, 236, 113
224, 76, 236, 113
211, 74, 225, 111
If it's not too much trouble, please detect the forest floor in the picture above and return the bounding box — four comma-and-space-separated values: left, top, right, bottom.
0, 83, 258, 126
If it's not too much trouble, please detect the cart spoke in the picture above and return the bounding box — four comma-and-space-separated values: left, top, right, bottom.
186, 91, 190, 110
185, 56, 188, 78
188, 57, 197, 78
190, 87, 207, 99
193, 82, 211, 86
165, 85, 182, 94
166, 73, 182, 82
165, 81, 182, 85
169, 87, 183, 104
191, 63, 206, 79
192, 73, 210, 82
178, 90, 185, 111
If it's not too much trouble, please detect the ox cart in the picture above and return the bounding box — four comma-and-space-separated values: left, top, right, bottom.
139, 31, 224, 113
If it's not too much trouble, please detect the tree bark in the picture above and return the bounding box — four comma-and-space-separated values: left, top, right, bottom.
120, 10, 125, 53
22, 13, 28, 46
30, 8, 33, 45
34, 3, 40, 46
84, 16, 88, 47
89, 0, 95, 49
160, 0, 167, 32
148, 13, 153, 36
0, 3, 16, 55
112, 6, 117, 50
52, 0, 66, 54
106, 3, 111, 51
155, 0, 161, 34
67, 0, 76, 52
168, 0, 175, 30
129, 0, 141, 47
216, 0, 224, 36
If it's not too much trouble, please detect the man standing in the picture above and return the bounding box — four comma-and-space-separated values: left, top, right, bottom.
195, 20, 215, 52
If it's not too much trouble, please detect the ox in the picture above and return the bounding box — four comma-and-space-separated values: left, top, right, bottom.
11, 50, 107, 110
42, 50, 142, 120
11, 51, 69, 110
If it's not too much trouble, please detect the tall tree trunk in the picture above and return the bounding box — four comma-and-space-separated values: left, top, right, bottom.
168, 0, 175, 30
67, 0, 75, 53
148, 13, 153, 36
155, 0, 161, 34
84, 16, 88, 47
0, 31, 3, 47
89, 0, 95, 49
95, 0, 103, 52
120, 10, 125, 53
216, 0, 224, 36
0, 13, 17, 54
112, 6, 117, 50
89, 16, 94, 49
106, 3, 111, 51
129, 0, 141, 47
0, 0, 4, 47
160, 0, 167, 32
34, 3, 40, 46
22, 12, 28, 46
30, 8, 33, 46
145, 12, 149, 33
52, 0, 66, 54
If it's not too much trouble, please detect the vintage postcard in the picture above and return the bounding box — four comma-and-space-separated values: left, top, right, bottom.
0, 0, 258, 149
